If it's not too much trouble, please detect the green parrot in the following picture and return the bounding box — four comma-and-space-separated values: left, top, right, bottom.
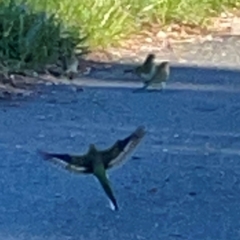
124, 54, 156, 82
38, 125, 146, 211
133, 61, 170, 92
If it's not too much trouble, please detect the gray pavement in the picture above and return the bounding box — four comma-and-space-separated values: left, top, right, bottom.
1, 36, 240, 240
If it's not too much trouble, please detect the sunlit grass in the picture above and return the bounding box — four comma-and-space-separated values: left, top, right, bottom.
0, 0, 239, 70
22, 0, 240, 48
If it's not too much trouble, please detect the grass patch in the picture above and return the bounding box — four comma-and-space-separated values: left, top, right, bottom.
22, 0, 240, 49
0, 0, 87, 76
0, 0, 239, 74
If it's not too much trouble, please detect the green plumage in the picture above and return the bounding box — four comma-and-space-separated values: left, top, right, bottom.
39, 125, 146, 211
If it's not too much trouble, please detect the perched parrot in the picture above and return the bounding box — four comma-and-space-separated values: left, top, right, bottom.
124, 54, 156, 82
133, 61, 170, 92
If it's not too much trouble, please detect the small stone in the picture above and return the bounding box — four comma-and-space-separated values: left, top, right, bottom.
33, 72, 38, 77
156, 30, 167, 39
178, 58, 187, 63
204, 34, 213, 41
166, 26, 173, 32
9, 74, 15, 80
145, 37, 153, 43
220, 12, 228, 18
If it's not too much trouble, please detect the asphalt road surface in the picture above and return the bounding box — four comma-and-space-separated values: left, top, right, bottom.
1, 37, 240, 240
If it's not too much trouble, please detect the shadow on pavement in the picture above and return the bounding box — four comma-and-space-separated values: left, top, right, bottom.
1, 57, 240, 240
64, 58, 240, 93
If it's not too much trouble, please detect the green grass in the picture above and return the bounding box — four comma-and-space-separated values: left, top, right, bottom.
23, 0, 240, 48
0, 0, 239, 75
0, 0, 87, 75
